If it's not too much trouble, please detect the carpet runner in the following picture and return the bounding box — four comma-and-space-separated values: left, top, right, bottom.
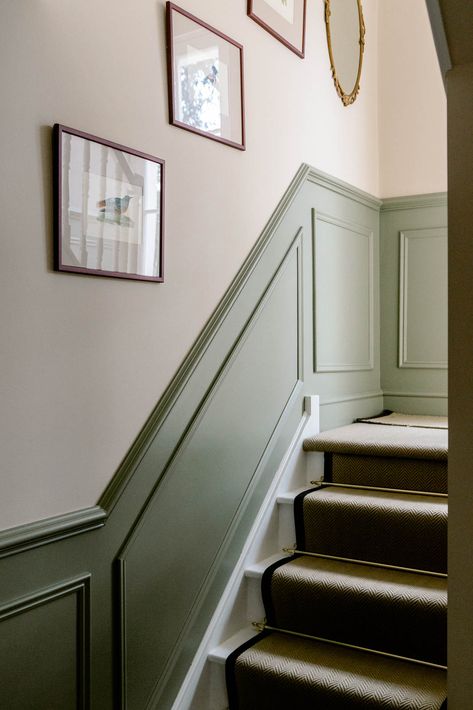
226, 413, 447, 709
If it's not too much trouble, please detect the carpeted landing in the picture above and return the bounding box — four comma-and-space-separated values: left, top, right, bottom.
226, 413, 447, 709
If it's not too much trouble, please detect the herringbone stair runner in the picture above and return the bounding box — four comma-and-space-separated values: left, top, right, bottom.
226, 413, 448, 709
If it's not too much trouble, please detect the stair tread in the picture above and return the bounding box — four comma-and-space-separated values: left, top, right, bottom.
298, 487, 447, 573
302, 485, 448, 510
228, 631, 447, 709
265, 556, 446, 665
303, 422, 447, 460
269, 555, 447, 602
225, 416, 448, 709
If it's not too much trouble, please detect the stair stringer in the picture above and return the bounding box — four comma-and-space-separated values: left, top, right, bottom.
171, 395, 322, 710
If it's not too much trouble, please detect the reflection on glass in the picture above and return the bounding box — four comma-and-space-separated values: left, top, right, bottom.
170, 8, 243, 147
178, 45, 222, 135
325, 0, 364, 106
61, 133, 162, 278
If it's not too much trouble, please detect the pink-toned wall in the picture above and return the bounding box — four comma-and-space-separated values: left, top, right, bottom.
378, 0, 447, 197
0, 0, 446, 530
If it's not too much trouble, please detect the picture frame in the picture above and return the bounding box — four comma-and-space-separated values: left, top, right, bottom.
248, 0, 307, 58
166, 2, 245, 150
53, 124, 165, 282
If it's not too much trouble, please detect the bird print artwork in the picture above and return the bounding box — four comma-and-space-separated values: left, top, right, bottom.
97, 194, 135, 227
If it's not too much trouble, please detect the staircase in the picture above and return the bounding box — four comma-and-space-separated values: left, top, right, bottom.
224, 411, 448, 709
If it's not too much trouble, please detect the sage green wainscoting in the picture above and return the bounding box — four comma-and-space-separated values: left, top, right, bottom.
0, 165, 384, 709
380, 194, 448, 414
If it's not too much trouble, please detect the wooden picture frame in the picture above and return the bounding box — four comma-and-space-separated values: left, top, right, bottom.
166, 2, 245, 150
248, 0, 307, 58
53, 124, 165, 282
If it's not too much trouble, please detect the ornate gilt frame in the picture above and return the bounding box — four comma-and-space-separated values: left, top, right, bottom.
324, 0, 366, 107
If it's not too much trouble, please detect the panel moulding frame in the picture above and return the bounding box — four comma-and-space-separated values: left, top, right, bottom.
116, 229, 304, 710
398, 227, 448, 369
0, 575, 91, 710
312, 209, 374, 373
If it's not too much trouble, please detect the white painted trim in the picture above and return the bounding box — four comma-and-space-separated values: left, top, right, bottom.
208, 627, 257, 665
170, 396, 320, 710
276, 486, 314, 503
245, 553, 292, 580
313, 211, 374, 373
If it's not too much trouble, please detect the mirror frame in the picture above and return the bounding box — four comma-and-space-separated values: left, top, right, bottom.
324, 0, 365, 107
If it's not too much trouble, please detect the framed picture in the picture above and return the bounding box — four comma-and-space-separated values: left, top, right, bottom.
53, 125, 165, 282
248, 0, 307, 58
166, 2, 245, 150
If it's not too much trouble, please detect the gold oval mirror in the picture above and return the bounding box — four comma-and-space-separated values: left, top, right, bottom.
325, 0, 365, 106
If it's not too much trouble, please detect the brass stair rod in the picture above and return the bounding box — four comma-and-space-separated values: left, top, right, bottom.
282, 548, 447, 579
252, 621, 448, 671
310, 480, 448, 498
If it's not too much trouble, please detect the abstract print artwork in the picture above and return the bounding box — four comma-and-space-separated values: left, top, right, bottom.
54, 125, 165, 281
166, 2, 245, 150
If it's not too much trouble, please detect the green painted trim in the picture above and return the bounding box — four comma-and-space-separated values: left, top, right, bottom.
0, 575, 91, 710
383, 391, 448, 399
117, 558, 127, 710
117, 231, 305, 707
116, 228, 304, 559
320, 390, 384, 406
99, 165, 383, 515
99, 165, 310, 514
398, 228, 448, 369
307, 167, 382, 211
145, 382, 304, 710
381, 193, 448, 212
0, 506, 106, 559
312, 210, 375, 372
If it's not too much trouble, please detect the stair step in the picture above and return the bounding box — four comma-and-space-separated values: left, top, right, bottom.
263, 555, 447, 665
276, 487, 313, 551
227, 631, 447, 709
303, 421, 448, 460
209, 627, 258, 665
245, 553, 291, 579
276, 486, 312, 504
297, 487, 447, 573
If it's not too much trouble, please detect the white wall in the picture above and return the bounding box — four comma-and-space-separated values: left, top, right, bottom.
378, 0, 447, 197
0, 0, 380, 529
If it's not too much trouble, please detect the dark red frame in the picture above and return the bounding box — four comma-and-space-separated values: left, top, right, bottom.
53, 124, 165, 282
248, 0, 307, 58
166, 2, 246, 151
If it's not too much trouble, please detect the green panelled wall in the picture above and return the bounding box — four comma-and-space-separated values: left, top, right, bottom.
3, 166, 445, 710
380, 194, 448, 414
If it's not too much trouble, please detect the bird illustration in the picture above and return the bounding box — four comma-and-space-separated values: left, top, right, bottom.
202, 64, 218, 86
97, 194, 134, 216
